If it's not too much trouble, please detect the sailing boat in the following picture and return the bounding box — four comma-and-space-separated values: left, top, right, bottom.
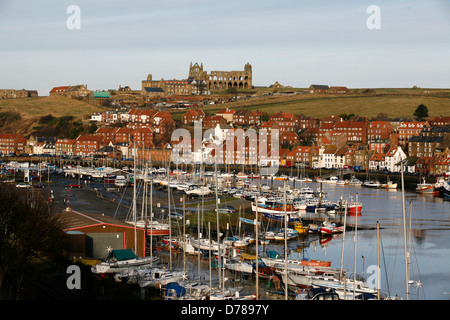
91, 248, 159, 275
115, 266, 187, 289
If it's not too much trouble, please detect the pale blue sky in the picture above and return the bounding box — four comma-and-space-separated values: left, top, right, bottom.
0, 0, 449, 95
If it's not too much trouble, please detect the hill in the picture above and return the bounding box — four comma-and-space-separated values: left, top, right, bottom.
204, 87, 450, 119
0, 95, 104, 136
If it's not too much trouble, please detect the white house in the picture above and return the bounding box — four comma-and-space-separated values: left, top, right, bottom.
369, 154, 386, 171
90, 113, 102, 122
384, 146, 407, 172
320, 146, 338, 169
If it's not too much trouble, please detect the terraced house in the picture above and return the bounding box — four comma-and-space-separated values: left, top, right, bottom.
269, 112, 300, 132
0, 133, 27, 155
398, 121, 429, 147
75, 135, 102, 157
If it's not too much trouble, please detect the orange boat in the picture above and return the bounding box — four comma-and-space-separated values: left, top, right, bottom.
300, 259, 332, 268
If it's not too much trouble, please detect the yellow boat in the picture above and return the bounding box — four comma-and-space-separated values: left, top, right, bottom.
239, 253, 259, 261
293, 222, 310, 235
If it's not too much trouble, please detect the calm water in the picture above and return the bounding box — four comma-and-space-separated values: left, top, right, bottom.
268, 181, 450, 300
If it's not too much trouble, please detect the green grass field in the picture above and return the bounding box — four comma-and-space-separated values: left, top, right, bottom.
203, 88, 450, 119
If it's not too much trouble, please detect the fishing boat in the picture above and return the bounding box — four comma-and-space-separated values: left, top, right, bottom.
347, 201, 362, 216
251, 201, 302, 223
347, 176, 362, 187
385, 181, 398, 190
319, 220, 344, 235
443, 182, 450, 199
416, 177, 435, 194
293, 221, 310, 235
91, 249, 159, 275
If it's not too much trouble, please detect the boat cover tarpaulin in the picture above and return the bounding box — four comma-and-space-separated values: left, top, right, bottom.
107, 249, 137, 261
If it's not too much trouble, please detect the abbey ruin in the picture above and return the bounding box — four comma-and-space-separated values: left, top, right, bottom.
142, 62, 252, 97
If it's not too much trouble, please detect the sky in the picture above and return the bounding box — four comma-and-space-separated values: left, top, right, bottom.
0, 0, 449, 95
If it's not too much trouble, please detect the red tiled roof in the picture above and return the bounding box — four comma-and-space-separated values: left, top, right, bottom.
50, 86, 70, 93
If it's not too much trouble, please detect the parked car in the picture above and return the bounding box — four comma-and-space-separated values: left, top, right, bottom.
33, 183, 45, 188
16, 183, 31, 188
170, 212, 183, 220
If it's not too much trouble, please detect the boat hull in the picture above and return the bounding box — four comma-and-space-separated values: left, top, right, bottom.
348, 204, 362, 216
252, 203, 301, 223
416, 186, 435, 194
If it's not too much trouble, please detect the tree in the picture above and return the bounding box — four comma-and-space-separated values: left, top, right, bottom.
0, 184, 68, 299
88, 122, 98, 134
414, 103, 429, 120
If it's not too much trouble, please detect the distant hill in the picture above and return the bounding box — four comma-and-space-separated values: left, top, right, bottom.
0, 95, 104, 136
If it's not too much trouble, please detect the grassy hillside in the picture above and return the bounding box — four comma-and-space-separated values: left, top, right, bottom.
204, 88, 450, 119
0, 95, 104, 136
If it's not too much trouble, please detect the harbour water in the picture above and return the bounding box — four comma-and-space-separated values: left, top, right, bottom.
52, 172, 450, 300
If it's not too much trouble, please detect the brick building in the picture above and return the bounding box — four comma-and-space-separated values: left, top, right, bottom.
269, 112, 300, 132
75, 135, 103, 157
398, 121, 428, 147
182, 109, 206, 125
0, 133, 27, 155
55, 139, 76, 156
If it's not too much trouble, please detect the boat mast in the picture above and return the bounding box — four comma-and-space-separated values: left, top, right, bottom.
353, 201, 358, 300
133, 141, 137, 255
197, 202, 201, 281
167, 161, 172, 270
340, 200, 348, 299
215, 158, 222, 290
401, 161, 410, 300
183, 194, 186, 279
377, 221, 380, 300
209, 221, 212, 290
150, 178, 153, 265
255, 185, 259, 300
284, 179, 288, 300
